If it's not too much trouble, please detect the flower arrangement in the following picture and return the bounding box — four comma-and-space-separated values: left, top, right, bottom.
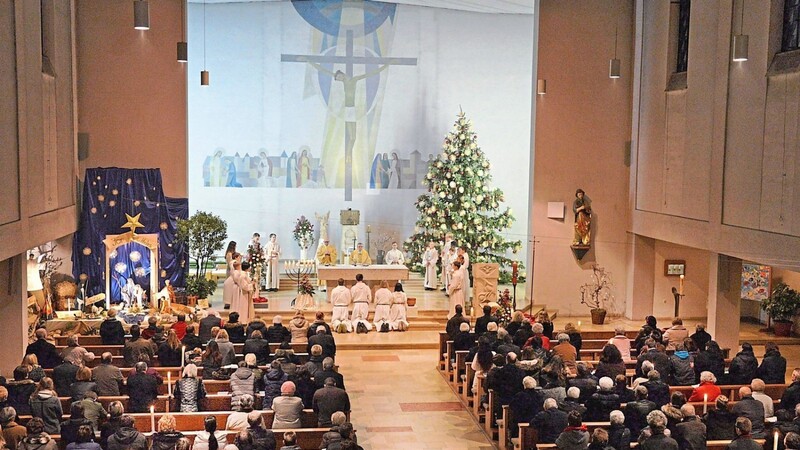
247, 243, 266, 269
496, 288, 513, 325
293, 216, 315, 250
298, 275, 315, 296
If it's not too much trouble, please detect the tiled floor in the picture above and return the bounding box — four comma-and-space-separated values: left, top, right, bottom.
335, 348, 494, 450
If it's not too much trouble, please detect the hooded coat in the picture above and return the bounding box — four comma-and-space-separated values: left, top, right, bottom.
289, 316, 310, 344
757, 349, 787, 384
29, 390, 62, 435
17, 434, 57, 450
230, 366, 256, 410
263, 367, 288, 409
669, 351, 695, 386
728, 347, 759, 385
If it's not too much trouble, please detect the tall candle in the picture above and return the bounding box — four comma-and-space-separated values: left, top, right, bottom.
167, 372, 172, 397
679, 274, 685, 296
775, 430, 779, 450
181, 346, 185, 368
703, 393, 708, 414
150, 405, 155, 433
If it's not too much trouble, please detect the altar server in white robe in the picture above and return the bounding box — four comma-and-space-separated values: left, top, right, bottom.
458, 246, 471, 302
231, 261, 255, 323
330, 278, 353, 333
442, 245, 457, 292
222, 261, 242, 309
385, 242, 405, 265
447, 260, 465, 319
372, 280, 393, 329
350, 274, 372, 331
265, 234, 281, 292
389, 283, 409, 331
441, 234, 454, 266
423, 242, 439, 290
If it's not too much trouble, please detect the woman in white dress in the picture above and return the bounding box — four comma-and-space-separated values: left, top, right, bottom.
388, 282, 409, 331
222, 258, 241, 310
230, 261, 255, 323
224, 242, 238, 278
372, 281, 393, 330
387, 152, 401, 188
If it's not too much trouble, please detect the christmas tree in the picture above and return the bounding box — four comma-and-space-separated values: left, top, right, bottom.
406, 110, 522, 273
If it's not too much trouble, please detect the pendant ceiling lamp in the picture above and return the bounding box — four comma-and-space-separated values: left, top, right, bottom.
177, 0, 188, 62
201, 0, 209, 85
732, 0, 749, 62
133, 0, 149, 30
609, 26, 621, 78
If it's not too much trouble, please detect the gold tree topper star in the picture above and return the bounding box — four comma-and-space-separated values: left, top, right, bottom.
122, 213, 145, 234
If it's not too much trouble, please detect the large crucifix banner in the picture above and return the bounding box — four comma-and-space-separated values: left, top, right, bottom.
187, 0, 534, 259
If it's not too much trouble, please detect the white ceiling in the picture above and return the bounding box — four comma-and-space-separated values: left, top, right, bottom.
188, 0, 535, 15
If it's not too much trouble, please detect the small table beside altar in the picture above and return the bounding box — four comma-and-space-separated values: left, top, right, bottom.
317, 264, 409, 300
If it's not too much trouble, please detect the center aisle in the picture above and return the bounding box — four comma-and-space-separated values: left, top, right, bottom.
335, 348, 494, 450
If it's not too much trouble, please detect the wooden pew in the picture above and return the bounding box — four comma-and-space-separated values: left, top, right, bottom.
438, 332, 449, 371
463, 364, 475, 404
54, 342, 310, 357
485, 389, 498, 438
445, 340, 454, 382
57, 394, 269, 413
473, 373, 486, 421
453, 351, 469, 394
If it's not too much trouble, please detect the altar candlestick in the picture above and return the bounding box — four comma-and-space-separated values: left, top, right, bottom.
775, 430, 779, 450
181, 346, 185, 368
679, 274, 685, 296
470, 306, 474, 318
150, 405, 155, 432
167, 372, 172, 396
703, 393, 708, 414
577, 321, 582, 328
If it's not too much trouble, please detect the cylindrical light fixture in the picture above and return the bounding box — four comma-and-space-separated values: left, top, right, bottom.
177, 42, 188, 62
133, 0, 149, 30
609, 58, 621, 78
537, 79, 546, 95
732, 0, 748, 62
201, 70, 209, 86
201, 0, 209, 85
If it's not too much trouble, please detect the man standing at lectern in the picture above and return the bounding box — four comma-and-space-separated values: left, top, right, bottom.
330, 279, 352, 333
350, 243, 371, 265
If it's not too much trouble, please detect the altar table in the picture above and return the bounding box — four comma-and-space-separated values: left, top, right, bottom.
317, 264, 409, 300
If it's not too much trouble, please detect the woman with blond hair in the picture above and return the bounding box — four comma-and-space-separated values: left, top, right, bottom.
373, 280, 393, 331
22, 355, 44, 383
215, 329, 236, 366
174, 364, 206, 412
157, 330, 183, 367
151, 414, 184, 450
29, 377, 61, 435
68, 367, 97, 403
505, 311, 525, 338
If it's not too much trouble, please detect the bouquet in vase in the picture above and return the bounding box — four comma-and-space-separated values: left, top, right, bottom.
496, 289, 513, 325
293, 216, 315, 251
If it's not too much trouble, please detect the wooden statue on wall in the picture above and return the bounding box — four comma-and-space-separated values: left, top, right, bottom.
570, 188, 592, 260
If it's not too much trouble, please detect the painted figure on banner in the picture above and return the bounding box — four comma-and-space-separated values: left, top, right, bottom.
572, 188, 592, 246
350, 243, 371, 265
369, 154, 384, 189
315, 212, 330, 251
423, 242, 439, 290
385, 242, 405, 265
299, 148, 312, 186
266, 234, 281, 292
381, 154, 390, 188
388, 152, 401, 189
286, 152, 298, 188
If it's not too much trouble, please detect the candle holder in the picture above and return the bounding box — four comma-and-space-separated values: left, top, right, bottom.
285, 260, 315, 292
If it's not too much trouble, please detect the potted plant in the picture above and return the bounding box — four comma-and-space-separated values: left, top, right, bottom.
176, 211, 228, 300
580, 265, 614, 325
761, 282, 800, 337
292, 216, 315, 261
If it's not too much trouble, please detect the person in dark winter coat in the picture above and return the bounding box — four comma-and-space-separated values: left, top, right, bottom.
243, 330, 271, 366
731, 386, 765, 438
588, 428, 615, 450
307, 327, 337, 360
68, 368, 97, 404
555, 411, 590, 450
474, 305, 499, 336
702, 395, 737, 440
24, 329, 61, 369
446, 305, 470, 339
757, 342, 788, 385
633, 316, 662, 353
59, 403, 94, 445
125, 362, 161, 413
198, 311, 222, 344
623, 386, 657, 438
485, 353, 525, 407
781, 369, 800, 412
641, 370, 670, 407
639, 410, 678, 450
608, 411, 631, 450
728, 343, 759, 385
613, 375, 635, 403
689, 324, 712, 352
157, 330, 183, 368
669, 343, 695, 386
727, 417, 765, 450
99, 310, 126, 345
263, 361, 288, 409
635, 339, 672, 381
661, 392, 686, 435
453, 323, 476, 354
559, 387, 588, 416
28, 378, 62, 435
305, 313, 331, 339
6, 367, 36, 416
180, 325, 204, 352
313, 358, 345, 390
693, 340, 726, 383
265, 316, 292, 343
223, 312, 247, 343
509, 377, 543, 438
585, 377, 620, 422
785, 432, 800, 450
98, 402, 124, 449
106, 415, 146, 450
567, 363, 598, 404
594, 345, 626, 380
531, 398, 568, 444
65, 425, 100, 450
674, 404, 706, 450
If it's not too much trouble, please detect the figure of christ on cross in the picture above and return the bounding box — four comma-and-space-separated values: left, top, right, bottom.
282, 30, 417, 201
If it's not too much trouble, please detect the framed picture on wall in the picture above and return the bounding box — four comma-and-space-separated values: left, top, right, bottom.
664, 260, 686, 276
741, 264, 772, 301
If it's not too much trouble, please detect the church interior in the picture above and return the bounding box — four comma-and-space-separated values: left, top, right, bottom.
2, 0, 800, 449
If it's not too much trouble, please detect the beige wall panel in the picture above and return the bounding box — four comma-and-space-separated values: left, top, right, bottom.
0, 0, 20, 227
55, 0, 76, 209
664, 91, 686, 215
651, 240, 710, 318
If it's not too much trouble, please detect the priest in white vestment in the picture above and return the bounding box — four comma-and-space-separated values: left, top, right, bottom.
231, 261, 255, 323
423, 242, 439, 290
447, 260, 465, 319
389, 283, 409, 331
384, 242, 405, 265
373, 280, 393, 330
265, 234, 281, 292
350, 274, 372, 331
330, 278, 353, 333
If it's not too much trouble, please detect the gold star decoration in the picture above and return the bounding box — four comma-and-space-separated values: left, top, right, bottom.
122, 213, 145, 234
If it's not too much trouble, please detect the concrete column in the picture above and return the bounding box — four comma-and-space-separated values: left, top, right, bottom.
625, 234, 655, 320
0, 254, 28, 377
707, 253, 742, 351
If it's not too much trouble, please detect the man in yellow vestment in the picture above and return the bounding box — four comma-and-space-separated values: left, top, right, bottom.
349, 243, 372, 265
316, 239, 338, 265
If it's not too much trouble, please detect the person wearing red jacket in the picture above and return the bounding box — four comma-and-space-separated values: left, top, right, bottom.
688, 371, 722, 402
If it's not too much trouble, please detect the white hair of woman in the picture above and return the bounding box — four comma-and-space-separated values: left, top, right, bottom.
700, 371, 716, 383
532, 323, 544, 334
598, 377, 614, 391
182, 363, 198, 378
543, 398, 558, 410
610, 410, 625, 425
523, 376, 537, 389
557, 333, 570, 343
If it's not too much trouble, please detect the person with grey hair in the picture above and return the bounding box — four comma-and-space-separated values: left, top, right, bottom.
93, 352, 123, 396
674, 404, 705, 450
313, 357, 344, 390
531, 398, 568, 444
728, 417, 762, 450
225, 394, 255, 431
632, 360, 654, 389
567, 363, 598, 404
313, 378, 350, 428
125, 362, 160, 413
25, 328, 61, 369
688, 370, 721, 402
495, 328, 521, 356
636, 337, 672, 381
552, 333, 577, 371
586, 376, 621, 421
320, 411, 348, 449
453, 322, 475, 355
639, 410, 678, 450
1, 406, 27, 450
485, 352, 525, 414
624, 386, 657, 438
641, 370, 670, 407
750, 378, 774, 420
608, 410, 631, 450
510, 377, 543, 438
174, 363, 206, 412
607, 327, 632, 361
559, 386, 587, 416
